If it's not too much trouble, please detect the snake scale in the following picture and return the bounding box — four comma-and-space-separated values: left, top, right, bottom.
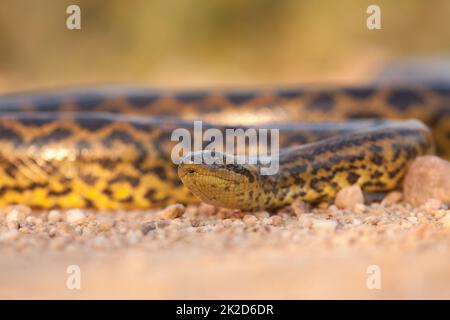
0, 85, 448, 210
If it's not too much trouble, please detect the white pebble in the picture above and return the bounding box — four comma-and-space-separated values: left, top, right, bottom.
158, 204, 185, 220
335, 185, 364, 210
6, 210, 25, 223
439, 213, 450, 228
7, 220, 19, 230
47, 210, 61, 223
65, 209, 86, 225
126, 230, 142, 245
312, 218, 338, 232
0, 229, 20, 242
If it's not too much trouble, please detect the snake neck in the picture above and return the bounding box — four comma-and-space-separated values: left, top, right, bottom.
238, 120, 434, 210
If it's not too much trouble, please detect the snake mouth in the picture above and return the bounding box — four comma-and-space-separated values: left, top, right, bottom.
178, 163, 237, 184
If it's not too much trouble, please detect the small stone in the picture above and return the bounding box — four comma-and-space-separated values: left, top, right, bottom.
158, 204, 185, 220
197, 203, 216, 216
126, 230, 142, 245
97, 216, 115, 231
311, 218, 338, 232
243, 214, 258, 227
0, 229, 20, 242
353, 203, 366, 214
92, 235, 109, 248
439, 213, 450, 228
268, 215, 284, 227
156, 220, 170, 229
65, 209, 86, 225
49, 237, 71, 250
6, 210, 25, 223
291, 201, 310, 216
47, 210, 61, 223
25, 216, 37, 225
406, 216, 418, 224
297, 214, 313, 228
403, 156, 450, 206
48, 226, 57, 237
422, 198, 444, 215
254, 211, 270, 219
7, 220, 19, 230
190, 219, 201, 227
317, 201, 329, 210
335, 185, 364, 210
433, 209, 447, 219
141, 221, 156, 235
382, 191, 403, 205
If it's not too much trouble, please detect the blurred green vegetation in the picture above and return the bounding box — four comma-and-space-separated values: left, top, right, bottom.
0, 0, 449, 90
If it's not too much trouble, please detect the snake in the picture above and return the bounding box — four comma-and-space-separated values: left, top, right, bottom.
0, 84, 448, 210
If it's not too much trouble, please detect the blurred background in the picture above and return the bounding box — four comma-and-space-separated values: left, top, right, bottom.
0, 0, 449, 92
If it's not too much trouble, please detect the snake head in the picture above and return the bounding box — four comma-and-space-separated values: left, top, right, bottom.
178, 151, 262, 210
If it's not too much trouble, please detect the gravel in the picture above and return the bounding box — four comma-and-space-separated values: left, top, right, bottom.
0, 192, 449, 299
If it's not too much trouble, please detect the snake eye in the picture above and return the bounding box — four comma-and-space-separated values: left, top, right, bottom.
185, 168, 195, 174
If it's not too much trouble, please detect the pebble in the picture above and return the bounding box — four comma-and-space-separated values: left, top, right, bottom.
439, 213, 450, 228
6, 210, 25, 223
268, 215, 284, 227
47, 210, 61, 223
290, 201, 310, 216
97, 216, 115, 231
421, 198, 444, 215
92, 235, 109, 249
158, 204, 185, 220
7, 220, 19, 230
197, 203, 216, 216
317, 201, 329, 210
65, 209, 86, 225
126, 230, 142, 245
382, 191, 403, 205
353, 203, 366, 214
25, 216, 40, 226
335, 185, 364, 210
297, 214, 313, 228
403, 155, 450, 206
243, 214, 258, 227
0, 229, 20, 242
140, 221, 156, 235
156, 220, 170, 229
406, 216, 418, 224
311, 219, 338, 232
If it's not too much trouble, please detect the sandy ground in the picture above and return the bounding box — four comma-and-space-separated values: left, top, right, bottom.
0, 196, 449, 299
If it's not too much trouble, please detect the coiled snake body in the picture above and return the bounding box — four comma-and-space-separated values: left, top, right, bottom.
0, 85, 448, 210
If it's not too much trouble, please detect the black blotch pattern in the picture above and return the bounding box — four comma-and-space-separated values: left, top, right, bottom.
30, 128, 72, 146
0, 126, 23, 146
346, 172, 360, 184
48, 188, 72, 196
307, 94, 334, 112
226, 164, 255, 182
17, 116, 57, 127
76, 95, 105, 111
127, 94, 159, 108
431, 85, 450, 97
226, 91, 256, 105
343, 88, 376, 99
76, 117, 114, 132
108, 173, 140, 187
76, 139, 92, 150
79, 173, 98, 185
387, 90, 424, 111
277, 89, 303, 99
346, 111, 383, 119
175, 91, 208, 104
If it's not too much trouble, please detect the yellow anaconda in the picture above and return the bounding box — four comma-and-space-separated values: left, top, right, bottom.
0, 85, 448, 210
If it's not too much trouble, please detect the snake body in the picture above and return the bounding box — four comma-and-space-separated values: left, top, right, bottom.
0, 85, 448, 210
